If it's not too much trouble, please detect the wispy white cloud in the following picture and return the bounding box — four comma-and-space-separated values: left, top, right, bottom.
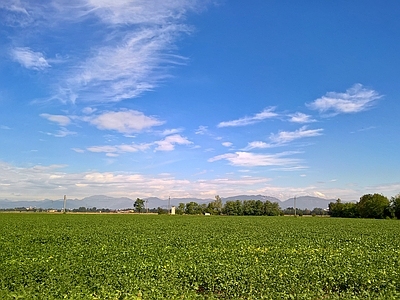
244, 141, 272, 150
350, 126, 376, 134
44, 127, 77, 138
71, 148, 85, 153
208, 151, 302, 168
46, 0, 207, 103
82, 107, 97, 115
40, 113, 71, 126
80, 0, 206, 26
222, 142, 233, 147
3, 1, 211, 103
0, 1, 32, 27
11, 47, 50, 70
0, 2, 29, 15
155, 134, 192, 151
217, 107, 278, 128
87, 110, 164, 134
87, 143, 151, 156
269, 126, 323, 144
86, 134, 192, 155
195, 125, 208, 135
307, 84, 382, 115
159, 128, 183, 136
244, 126, 323, 150
66, 26, 189, 103
288, 112, 316, 123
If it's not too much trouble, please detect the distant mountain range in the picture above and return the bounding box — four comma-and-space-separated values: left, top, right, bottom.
0, 195, 334, 210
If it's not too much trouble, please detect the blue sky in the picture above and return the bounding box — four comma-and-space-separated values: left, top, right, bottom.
1, 0, 399, 202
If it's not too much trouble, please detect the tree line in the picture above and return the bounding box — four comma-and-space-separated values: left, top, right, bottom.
328, 193, 400, 219
136, 196, 327, 216
134, 195, 284, 216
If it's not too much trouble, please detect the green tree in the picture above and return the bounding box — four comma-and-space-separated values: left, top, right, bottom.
264, 201, 281, 216
357, 193, 390, 219
223, 200, 243, 215
311, 207, 327, 216
185, 202, 202, 215
157, 207, 168, 214
134, 198, 145, 213
208, 195, 223, 215
329, 199, 344, 217
243, 200, 256, 215
176, 202, 185, 215
213, 195, 223, 215
391, 194, 400, 219
254, 200, 264, 216
342, 202, 358, 218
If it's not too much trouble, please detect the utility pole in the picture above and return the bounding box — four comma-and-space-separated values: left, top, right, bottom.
63, 195, 67, 213
294, 195, 297, 217
168, 196, 171, 214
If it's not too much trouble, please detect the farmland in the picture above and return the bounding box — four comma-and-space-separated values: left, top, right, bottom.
0, 214, 399, 299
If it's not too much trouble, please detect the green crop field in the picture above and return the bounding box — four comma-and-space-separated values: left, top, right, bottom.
0, 214, 399, 299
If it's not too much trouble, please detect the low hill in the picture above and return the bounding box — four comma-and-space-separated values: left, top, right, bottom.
0, 195, 335, 210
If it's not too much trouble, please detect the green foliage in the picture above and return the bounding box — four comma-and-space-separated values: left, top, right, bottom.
1, 214, 400, 299
176, 202, 185, 215
222, 199, 282, 216
329, 199, 359, 218
223, 200, 243, 215
206, 195, 223, 215
391, 194, 400, 219
185, 201, 203, 215
134, 198, 145, 213
357, 194, 390, 219
329, 194, 393, 219
264, 200, 281, 216
157, 207, 168, 214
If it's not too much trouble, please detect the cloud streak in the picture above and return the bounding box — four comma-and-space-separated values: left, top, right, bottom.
67, 26, 189, 103
4, 0, 210, 103
11, 47, 50, 70
269, 126, 323, 144
40, 113, 71, 126
217, 107, 278, 128
307, 84, 382, 115
87, 110, 164, 134
86, 134, 192, 156
208, 151, 302, 167
288, 112, 316, 123
155, 134, 192, 151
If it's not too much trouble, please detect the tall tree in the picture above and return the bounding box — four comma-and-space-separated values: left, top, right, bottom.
264, 200, 281, 216
134, 198, 145, 213
223, 200, 243, 216
185, 202, 202, 215
357, 194, 390, 219
329, 199, 344, 217
176, 202, 185, 215
243, 200, 256, 215
391, 194, 400, 219
213, 195, 223, 214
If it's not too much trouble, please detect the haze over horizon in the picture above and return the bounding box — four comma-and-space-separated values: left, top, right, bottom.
1, 1, 399, 203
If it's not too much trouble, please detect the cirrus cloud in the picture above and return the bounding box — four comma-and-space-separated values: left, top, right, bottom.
269, 126, 323, 144
88, 110, 164, 134
307, 84, 382, 115
217, 107, 278, 128
40, 113, 71, 126
155, 134, 192, 151
208, 151, 302, 168
11, 47, 50, 70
